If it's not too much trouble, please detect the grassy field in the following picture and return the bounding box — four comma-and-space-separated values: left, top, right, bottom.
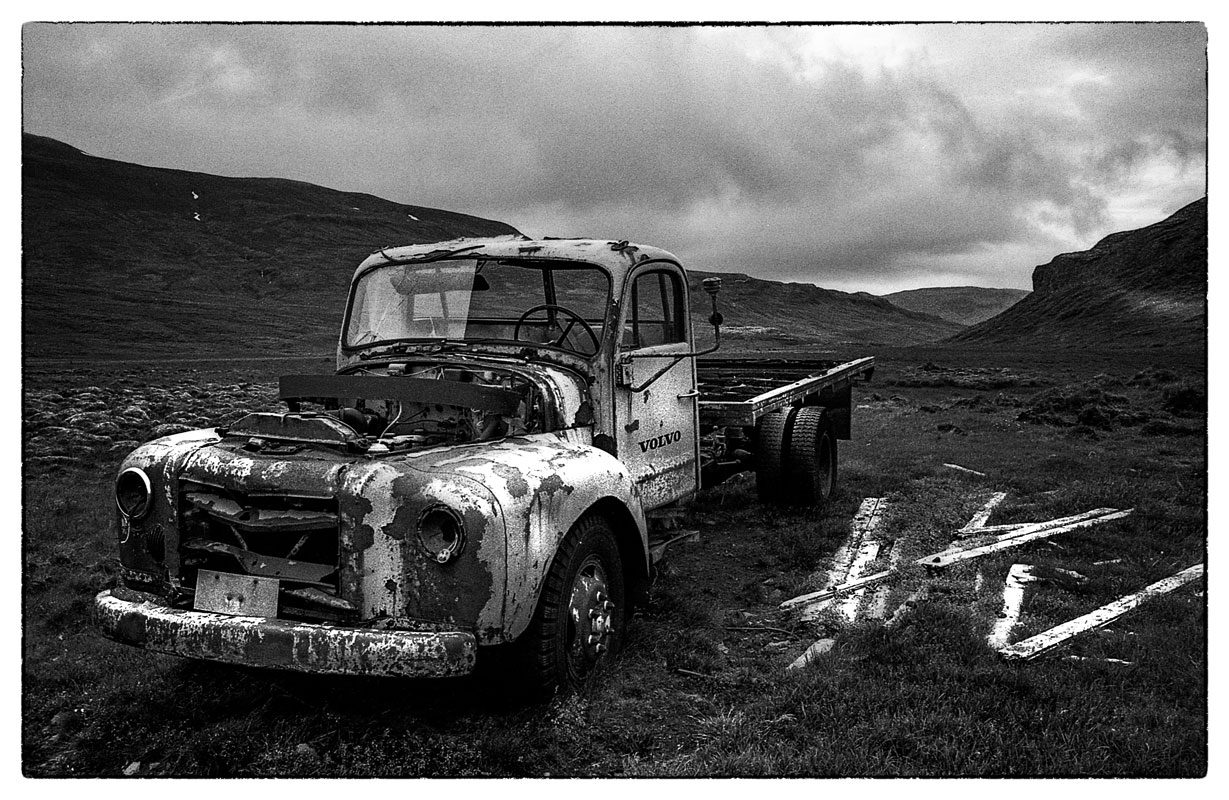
21, 346, 1206, 776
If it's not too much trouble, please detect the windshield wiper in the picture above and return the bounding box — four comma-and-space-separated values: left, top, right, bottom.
377, 244, 486, 265
357, 340, 473, 360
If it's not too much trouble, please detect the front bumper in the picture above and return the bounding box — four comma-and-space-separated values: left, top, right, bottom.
93, 588, 477, 678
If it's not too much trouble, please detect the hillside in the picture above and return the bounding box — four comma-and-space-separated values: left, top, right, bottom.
950, 198, 1206, 348
882, 286, 1029, 326
22, 134, 521, 359
23, 134, 962, 360
690, 272, 962, 350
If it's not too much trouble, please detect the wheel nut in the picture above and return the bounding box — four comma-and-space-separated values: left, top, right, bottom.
602, 600, 615, 612
587, 634, 602, 645
589, 609, 601, 620
595, 591, 606, 603
594, 642, 607, 655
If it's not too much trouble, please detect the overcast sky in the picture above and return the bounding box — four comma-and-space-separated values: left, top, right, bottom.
22, 23, 1206, 293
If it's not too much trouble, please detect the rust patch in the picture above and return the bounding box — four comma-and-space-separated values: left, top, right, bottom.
538, 474, 573, 497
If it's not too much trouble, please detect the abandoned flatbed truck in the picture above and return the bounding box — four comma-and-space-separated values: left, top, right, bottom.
95, 236, 874, 692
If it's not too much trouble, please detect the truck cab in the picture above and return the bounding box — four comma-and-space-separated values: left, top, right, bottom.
338, 236, 704, 511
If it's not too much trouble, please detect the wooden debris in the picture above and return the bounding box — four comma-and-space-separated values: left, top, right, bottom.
648, 530, 701, 564
782, 506, 1132, 613
781, 568, 894, 610
960, 491, 1008, 532
799, 497, 887, 622
944, 463, 986, 477
923, 509, 1132, 569
866, 543, 904, 619
998, 563, 1204, 661
988, 564, 1037, 649
1063, 655, 1134, 666
885, 587, 929, 629
837, 541, 882, 622
786, 638, 835, 671
960, 522, 1031, 535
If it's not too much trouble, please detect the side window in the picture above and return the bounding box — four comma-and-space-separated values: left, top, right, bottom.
622, 269, 685, 349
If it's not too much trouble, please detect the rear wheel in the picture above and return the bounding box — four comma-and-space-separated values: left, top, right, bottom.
525, 514, 625, 696
756, 407, 798, 505
787, 406, 837, 505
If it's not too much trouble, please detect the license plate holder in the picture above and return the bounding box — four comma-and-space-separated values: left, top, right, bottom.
193, 570, 280, 617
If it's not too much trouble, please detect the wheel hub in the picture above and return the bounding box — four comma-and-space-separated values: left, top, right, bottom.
568, 569, 615, 666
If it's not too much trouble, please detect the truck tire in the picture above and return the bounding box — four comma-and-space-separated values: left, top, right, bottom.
787, 406, 837, 505
756, 407, 798, 504
524, 514, 626, 697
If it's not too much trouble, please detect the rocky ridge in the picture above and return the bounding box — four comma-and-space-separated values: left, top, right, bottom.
950, 198, 1206, 347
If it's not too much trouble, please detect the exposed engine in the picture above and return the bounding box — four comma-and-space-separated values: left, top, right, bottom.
292, 362, 547, 455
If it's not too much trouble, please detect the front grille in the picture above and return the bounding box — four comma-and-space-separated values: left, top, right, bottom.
177, 479, 354, 622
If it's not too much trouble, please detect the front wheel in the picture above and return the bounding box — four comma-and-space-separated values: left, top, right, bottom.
524, 514, 626, 696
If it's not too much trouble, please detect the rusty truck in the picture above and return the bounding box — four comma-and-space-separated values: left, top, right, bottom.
95, 236, 874, 694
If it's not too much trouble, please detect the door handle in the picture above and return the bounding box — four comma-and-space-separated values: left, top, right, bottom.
677, 389, 700, 399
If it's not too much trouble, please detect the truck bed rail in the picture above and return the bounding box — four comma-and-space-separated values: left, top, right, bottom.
697, 356, 875, 426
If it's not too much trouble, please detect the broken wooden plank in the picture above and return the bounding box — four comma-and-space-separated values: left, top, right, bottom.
866, 543, 904, 619
987, 564, 1037, 649
944, 463, 986, 477
956, 522, 1031, 537
798, 497, 886, 622
786, 638, 835, 671
955, 507, 1118, 547
923, 509, 1132, 569
837, 541, 882, 622
960, 491, 1008, 532
781, 569, 894, 609
783, 508, 1131, 613
885, 586, 929, 629
1063, 655, 1134, 666
648, 530, 700, 564
998, 563, 1204, 661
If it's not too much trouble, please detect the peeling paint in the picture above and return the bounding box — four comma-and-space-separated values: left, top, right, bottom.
94, 589, 475, 677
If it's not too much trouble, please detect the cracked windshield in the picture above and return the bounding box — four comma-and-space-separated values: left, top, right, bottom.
345, 258, 610, 355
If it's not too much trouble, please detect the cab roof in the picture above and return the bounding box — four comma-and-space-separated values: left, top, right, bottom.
354, 235, 682, 286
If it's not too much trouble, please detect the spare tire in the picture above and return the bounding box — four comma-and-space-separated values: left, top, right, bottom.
787, 406, 837, 505
755, 407, 798, 504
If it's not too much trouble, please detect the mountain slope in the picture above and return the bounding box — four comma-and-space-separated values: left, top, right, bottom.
950, 198, 1206, 347
882, 286, 1029, 326
690, 272, 962, 350
22, 133, 521, 358
23, 133, 962, 359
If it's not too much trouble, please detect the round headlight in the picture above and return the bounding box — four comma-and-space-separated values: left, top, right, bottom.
417, 505, 466, 564
115, 467, 152, 519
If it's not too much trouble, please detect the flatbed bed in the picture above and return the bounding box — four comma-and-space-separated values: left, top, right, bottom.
697, 356, 876, 426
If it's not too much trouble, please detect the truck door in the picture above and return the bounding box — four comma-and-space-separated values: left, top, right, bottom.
614, 264, 700, 510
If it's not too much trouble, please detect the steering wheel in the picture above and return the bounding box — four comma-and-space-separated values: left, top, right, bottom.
513, 303, 600, 354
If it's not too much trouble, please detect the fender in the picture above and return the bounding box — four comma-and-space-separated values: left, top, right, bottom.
336, 459, 506, 634
115, 429, 224, 580
412, 428, 648, 641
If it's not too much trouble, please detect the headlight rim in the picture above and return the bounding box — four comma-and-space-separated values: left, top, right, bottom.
115, 466, 153, 520
416, 503, 466, 564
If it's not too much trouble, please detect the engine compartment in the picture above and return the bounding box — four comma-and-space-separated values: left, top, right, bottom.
274, 362, 548, 455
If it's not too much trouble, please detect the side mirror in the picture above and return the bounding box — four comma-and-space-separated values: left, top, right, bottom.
701, 276, 723, 327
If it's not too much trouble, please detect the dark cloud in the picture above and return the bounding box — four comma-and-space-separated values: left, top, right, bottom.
21, 23, 1206, 292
